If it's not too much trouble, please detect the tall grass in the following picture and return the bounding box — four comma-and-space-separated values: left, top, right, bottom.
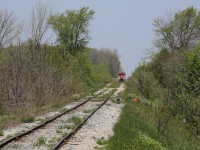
106, 98, 167, 150
105, 93, 199, 150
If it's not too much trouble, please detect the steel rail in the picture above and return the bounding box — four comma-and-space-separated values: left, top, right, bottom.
52, 98, 109, 150
0, 90, 106, 148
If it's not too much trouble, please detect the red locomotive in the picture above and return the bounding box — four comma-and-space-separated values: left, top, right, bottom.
118, 72, 126, 82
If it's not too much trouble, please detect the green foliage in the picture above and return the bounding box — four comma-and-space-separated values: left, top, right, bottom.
184, 45, 200, 96
68, 116, 82, 125
131, 46, 200, 136
83, 109, 94, 113
21, 115, 35, 123
60, 108, 69, 113
89, 48, 121, 77
56, 129, 63, 134
106, 97, 167, 150
108, 82, 121, 88
34, 136, 46, 147
129, 6, 200, 138
47, 136, 60, 148
106, 89, 199, 149
166, 117, 199, 150
134, 135, 166, 150
151, 49, 170, 85
63, 124, 74, 129
0, 115, 17, 129
132, 63, 158, 100
48, 7, 95, 56
126, 6, 200, 143
174, 45, 200, 135
154, 6, 200, 51
45, 45, 109, 95
90, 64, 112, 86
67, 53, 93, 88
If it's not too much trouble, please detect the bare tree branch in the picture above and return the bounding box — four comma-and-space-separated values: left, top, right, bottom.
0, 9, 22, 50
29, 1, 52, 47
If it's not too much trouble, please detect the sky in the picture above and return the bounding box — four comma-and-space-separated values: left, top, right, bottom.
1, 0, 200, 77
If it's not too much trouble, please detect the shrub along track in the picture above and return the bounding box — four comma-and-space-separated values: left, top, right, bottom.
0, 87, 115, 150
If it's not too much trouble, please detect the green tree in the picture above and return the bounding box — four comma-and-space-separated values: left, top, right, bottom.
151, 49, 170, 85
48, 7, 95, 56
184, 45, 200, 96
154, 7, 200, 51
169, 46, 200, 135
89, 48, 121, 77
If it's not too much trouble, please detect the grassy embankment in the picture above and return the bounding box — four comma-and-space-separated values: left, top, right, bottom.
98, 91, 199, 150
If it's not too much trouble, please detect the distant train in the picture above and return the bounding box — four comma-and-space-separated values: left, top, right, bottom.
118, 72, 126, 82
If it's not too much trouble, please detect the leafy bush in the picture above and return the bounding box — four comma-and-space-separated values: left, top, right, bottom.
134, 134, 166, 150
132, 64, 159, 101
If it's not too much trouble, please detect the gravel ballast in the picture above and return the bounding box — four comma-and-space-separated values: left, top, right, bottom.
1, 83, 125, 150
60, 83, 125, 150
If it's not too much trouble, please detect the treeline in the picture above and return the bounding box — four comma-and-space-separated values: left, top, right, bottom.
128, 6, 200, 138
89, 48, 121, 77
0, 2, 121, 127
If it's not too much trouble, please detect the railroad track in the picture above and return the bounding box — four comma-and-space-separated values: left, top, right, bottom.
52, 98, 110, 150
0, 88, 114, 149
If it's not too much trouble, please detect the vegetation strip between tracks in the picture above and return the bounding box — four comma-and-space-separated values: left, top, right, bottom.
0, 91, 105, 148
52, 97, 110, 150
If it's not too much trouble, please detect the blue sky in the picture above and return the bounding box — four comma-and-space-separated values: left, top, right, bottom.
1, 0, 200, 76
